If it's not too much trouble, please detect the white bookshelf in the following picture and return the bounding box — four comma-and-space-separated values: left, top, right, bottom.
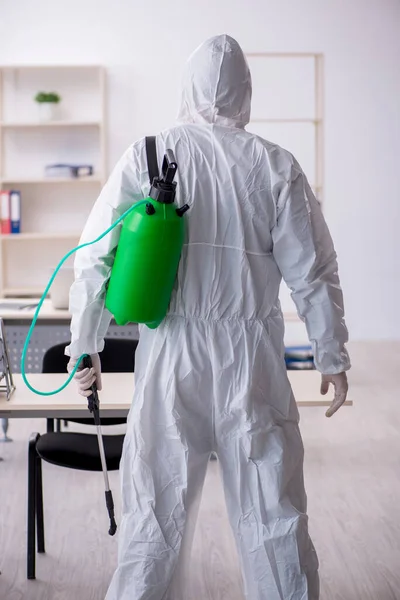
0, 65, 107, 297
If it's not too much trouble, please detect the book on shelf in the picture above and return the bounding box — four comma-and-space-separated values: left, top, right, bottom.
1, 190, 11, 234
44, 164, 94, 178
284, 345, 314, 361
10, 191, 21, 234
0, 190, 21, 234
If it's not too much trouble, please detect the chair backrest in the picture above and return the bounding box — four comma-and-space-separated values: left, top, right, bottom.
42, 337, 138, 374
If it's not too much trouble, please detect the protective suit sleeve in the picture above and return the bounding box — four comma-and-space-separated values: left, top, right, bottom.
271, 156, 350, 375
65, 142, 145, 358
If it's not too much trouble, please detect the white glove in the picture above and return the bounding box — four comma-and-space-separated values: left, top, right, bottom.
321, 372, 348, 418
67, 353, 102, 398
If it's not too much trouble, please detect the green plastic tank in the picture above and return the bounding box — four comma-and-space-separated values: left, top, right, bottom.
105, 150, 189, 328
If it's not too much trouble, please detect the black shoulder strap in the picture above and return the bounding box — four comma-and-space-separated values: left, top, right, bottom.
145, 136, 159, 185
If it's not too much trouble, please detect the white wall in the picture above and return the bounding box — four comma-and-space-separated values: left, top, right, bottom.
1, 0, 399, 340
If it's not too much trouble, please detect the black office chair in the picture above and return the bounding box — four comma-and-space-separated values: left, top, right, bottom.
27, 337, 138, 580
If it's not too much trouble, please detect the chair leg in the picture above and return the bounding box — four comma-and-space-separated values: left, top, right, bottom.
36, 455, 45, 553
28, 433, 40, 580
46, 419, 54, 433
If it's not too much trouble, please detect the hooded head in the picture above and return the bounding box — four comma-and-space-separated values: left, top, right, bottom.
177, 34, 252, 129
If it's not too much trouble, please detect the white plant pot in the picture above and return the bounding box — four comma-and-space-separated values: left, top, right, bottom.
38, 102, 57, 122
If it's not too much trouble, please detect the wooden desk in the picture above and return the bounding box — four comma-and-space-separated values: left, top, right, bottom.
0, 371, 352, 419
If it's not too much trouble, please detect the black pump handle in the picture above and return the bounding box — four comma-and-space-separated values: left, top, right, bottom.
162, 150, 177, 184
165, 149, 177, 168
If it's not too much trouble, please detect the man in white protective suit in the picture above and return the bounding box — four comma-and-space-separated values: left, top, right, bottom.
66, 34, 350, 600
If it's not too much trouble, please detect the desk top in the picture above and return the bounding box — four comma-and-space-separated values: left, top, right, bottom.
0, 371, 352, 419
0, 298, 70, 321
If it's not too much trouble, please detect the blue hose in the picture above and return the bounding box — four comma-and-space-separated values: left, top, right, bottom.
21, 200, 148, 396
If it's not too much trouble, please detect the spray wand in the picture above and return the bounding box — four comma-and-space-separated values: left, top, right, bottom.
81, 355, 117, 536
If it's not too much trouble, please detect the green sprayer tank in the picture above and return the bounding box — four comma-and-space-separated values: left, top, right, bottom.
105, 148, 189, 329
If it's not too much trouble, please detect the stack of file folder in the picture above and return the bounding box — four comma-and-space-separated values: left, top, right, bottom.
285, 346, 315, 370
45, 164, 94, 178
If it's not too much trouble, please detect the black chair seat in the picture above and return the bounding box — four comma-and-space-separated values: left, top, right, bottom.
36, 432, 124, 471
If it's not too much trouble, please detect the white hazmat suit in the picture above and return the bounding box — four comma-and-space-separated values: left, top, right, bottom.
67, 35, 350, 600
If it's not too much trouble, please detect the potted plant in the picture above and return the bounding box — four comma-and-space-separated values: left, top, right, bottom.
34, 92, 61, 122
